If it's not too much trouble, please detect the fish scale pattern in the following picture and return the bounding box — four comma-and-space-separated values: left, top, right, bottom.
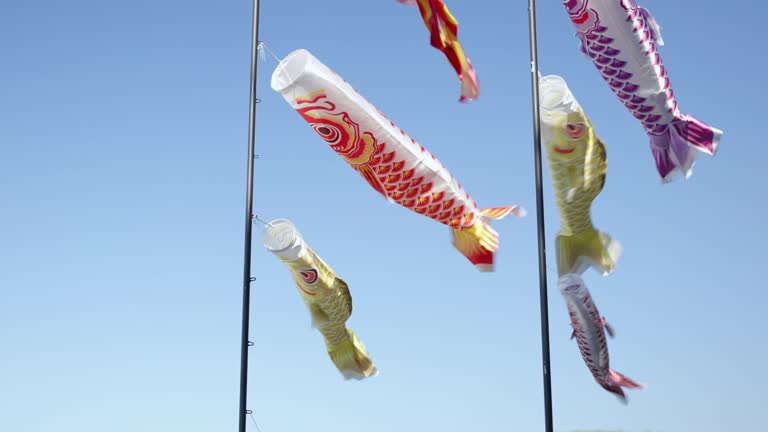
581, 5, 677, 137
567, 284, 610, 375
370, 122, 476, 229
548, 146, 605, 236
282, 245, 353, 349
307, 278, 351, 348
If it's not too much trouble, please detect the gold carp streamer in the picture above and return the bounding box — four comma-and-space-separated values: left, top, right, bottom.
262, 219, 377, 380
540, 75, 621, 276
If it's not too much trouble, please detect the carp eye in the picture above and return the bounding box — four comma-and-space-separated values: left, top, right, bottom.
564, 123, 585, 139
299, 269, 319, 285
312, 124, 340, 144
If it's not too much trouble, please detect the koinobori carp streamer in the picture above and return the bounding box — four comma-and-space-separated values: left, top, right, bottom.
271, 49, 523, 271
540, 75, 621, 276
396, 0, 479, 102
559, 274, 643, 403
562, 0, 722, 181
262, 219, 377, 380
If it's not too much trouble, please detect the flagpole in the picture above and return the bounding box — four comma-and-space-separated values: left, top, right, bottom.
239, 0, 261, 431
526, 0, 554, 431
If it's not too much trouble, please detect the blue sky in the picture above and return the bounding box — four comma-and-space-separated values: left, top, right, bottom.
1, 1, 764, 431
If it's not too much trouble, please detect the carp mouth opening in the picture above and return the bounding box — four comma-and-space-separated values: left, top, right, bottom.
539, 75, 575, 113
554, 146, 576, 155
563, 284, 581, 292
558, 274, 585, 295
271, 49, 312, 93
261, 219, 299, 252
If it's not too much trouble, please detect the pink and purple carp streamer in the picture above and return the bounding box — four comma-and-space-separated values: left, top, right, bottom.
563, 0, 722, 181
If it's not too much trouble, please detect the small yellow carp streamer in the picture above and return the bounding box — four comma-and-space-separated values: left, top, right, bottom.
262, 219, 377, 380
540, 75, 621, 276
396, 0, 479, 102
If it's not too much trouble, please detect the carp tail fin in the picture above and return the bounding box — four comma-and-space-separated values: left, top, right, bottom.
672, 114, 722, 157
651, 115, 722, 182
328, 329, 378, 381
608, 369, 644, 389
452, 206, 525, 272
556, 226, 621, 276
602, 369, 643, 404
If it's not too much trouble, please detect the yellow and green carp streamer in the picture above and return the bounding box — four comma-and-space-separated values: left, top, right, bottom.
540, 75, 622, 276
262, 219, 377, 380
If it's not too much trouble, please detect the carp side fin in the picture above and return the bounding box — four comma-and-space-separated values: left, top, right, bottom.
479, 206, 526, 220
307, 303, 330, 328
590, 138, 608, 192
639, 7, 664, 46
452, 206, 525, 272
334, 277, 353, 316
576, 34, 589, 59
327, 329, 378, 380
602, 316, 615, 338
556, 226, 622, 276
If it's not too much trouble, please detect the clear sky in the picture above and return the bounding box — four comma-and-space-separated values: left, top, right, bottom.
1, 1, 764, 431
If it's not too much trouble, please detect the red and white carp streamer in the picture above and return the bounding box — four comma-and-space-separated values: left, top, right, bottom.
271, 49, 523, 271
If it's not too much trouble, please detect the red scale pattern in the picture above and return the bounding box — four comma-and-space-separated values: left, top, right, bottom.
295, 92, 475, 228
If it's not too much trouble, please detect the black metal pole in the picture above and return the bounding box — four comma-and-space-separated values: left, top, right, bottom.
239, 1, 260, 431
526, 1, 554, 431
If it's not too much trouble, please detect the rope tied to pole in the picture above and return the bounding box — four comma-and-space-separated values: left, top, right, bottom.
245, 410, 263, 432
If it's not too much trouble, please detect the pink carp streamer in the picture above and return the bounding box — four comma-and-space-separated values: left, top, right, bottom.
397, 0, 479, 102
559, 274, 644, 403
562, 0, 722, 181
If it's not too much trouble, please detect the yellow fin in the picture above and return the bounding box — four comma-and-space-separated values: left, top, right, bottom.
586, 138, 607, 192
453, 206, 525, 272
556, 227, 621, 276
334, 277, 352, 316
479, 205, 526, 220
327, 329, 378, 380
451, 219, 498, 272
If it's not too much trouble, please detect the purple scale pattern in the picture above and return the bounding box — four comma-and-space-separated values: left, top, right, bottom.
575, 1, 678, 138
